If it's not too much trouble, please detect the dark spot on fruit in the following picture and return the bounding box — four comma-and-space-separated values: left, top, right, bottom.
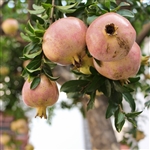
106, 44, 110, 53
113, 72, 122, 79
116, 37, 130, 53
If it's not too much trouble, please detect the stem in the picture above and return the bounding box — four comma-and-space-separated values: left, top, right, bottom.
50, 0, 55, 24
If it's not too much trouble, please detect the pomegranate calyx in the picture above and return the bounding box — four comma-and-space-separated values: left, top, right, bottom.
72, 55, 82, 68
35, 106, 47, 119
105, 23, 118, 36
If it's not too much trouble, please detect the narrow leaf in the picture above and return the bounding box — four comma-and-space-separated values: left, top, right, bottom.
106, 102, 118, 118
60, 80, 89, 93
117, 9, 134, 18
30, 77, 41, 89
126, 111, 143, 118
117, 111, 125, 124
123, 93, 135, 111
113, 81, 134, 93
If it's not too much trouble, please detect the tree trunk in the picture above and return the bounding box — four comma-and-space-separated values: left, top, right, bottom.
85, 95, 120, 150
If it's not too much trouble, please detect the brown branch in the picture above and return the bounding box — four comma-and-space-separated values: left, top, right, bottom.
136, 23, 150, 45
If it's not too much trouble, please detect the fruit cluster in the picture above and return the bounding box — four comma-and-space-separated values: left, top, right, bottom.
22, 12, 141, 119
42, 12, 141, 80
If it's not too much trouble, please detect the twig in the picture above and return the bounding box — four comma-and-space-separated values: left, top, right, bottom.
50, 0, 55, 24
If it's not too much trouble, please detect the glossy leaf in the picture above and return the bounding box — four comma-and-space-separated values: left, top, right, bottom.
60, 80, 89, 93
123, 93, 135, 111
28, 8, 45, 15
105, 0, 110, 10
87, 16, 98, 25
126, 111, 143, 118
113, 81, 134, 93
110, 91, 122, 104
115, 110, 125, 132
117, 9, 134, 18
128, 76, 140, 83
85, 75, 105, 93
106, 102, 118, 118
20, 32, 31, 42
30, 76, 41, 89
56, 3, 77, 13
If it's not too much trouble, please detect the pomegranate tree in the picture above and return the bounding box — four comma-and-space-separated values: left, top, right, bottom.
42, 17, 87, 66
86, 12, 136, 61
1, 18, 19, 35
22, 75, 59, 119
93, 42, 141, 80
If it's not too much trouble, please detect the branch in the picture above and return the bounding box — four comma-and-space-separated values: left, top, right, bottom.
136, 23, 150, 45
50, 0, 55, 24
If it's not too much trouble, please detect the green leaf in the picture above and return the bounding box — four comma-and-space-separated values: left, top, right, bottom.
31, 14, 45, 24
113, 81, 134, 93
60, 80, 89, 93
126, 111, 143, 118
118, 2, 130, 7
42, 3, 52, 10
85, 75, 105, 93
105, 0, 110, 10
115, 110, 125, 132
128, 76, 140, 83
28, 8, 45, 15
32, 4, 44, 10
27, 21, 34, 33
30, 76, 41, 90
127, 118, 137, 127
123, 93, 135, 111
42, 64, 59, 81
117, 111, 125, 124
23, 43, 42, 59
106, 102, 118, 118
34, 29, 45, 37
26, 55, 42, 73
87, 16, 98, 25
56, 3, 77, 13
20, 32, 31, 42
24, 49, 42, 59
87, 92, 96, 110
117, 9, 134, 18
110, 90, 122, 104
105, 79, 111, 97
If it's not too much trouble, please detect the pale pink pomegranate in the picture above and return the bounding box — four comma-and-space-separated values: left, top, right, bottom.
42, 17, 87, 66
86, 12, 136, 62
93, 42, 141, 80
22, 75, 59, 119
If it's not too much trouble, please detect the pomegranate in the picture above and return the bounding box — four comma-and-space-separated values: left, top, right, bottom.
42, 17, 87, 66
1, 18, 19, 35
0, 133, 11, 145
86, 12, 136, 61
11, 119, 28, 134
93, 42, 141, 80
22, 75, 59, 119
